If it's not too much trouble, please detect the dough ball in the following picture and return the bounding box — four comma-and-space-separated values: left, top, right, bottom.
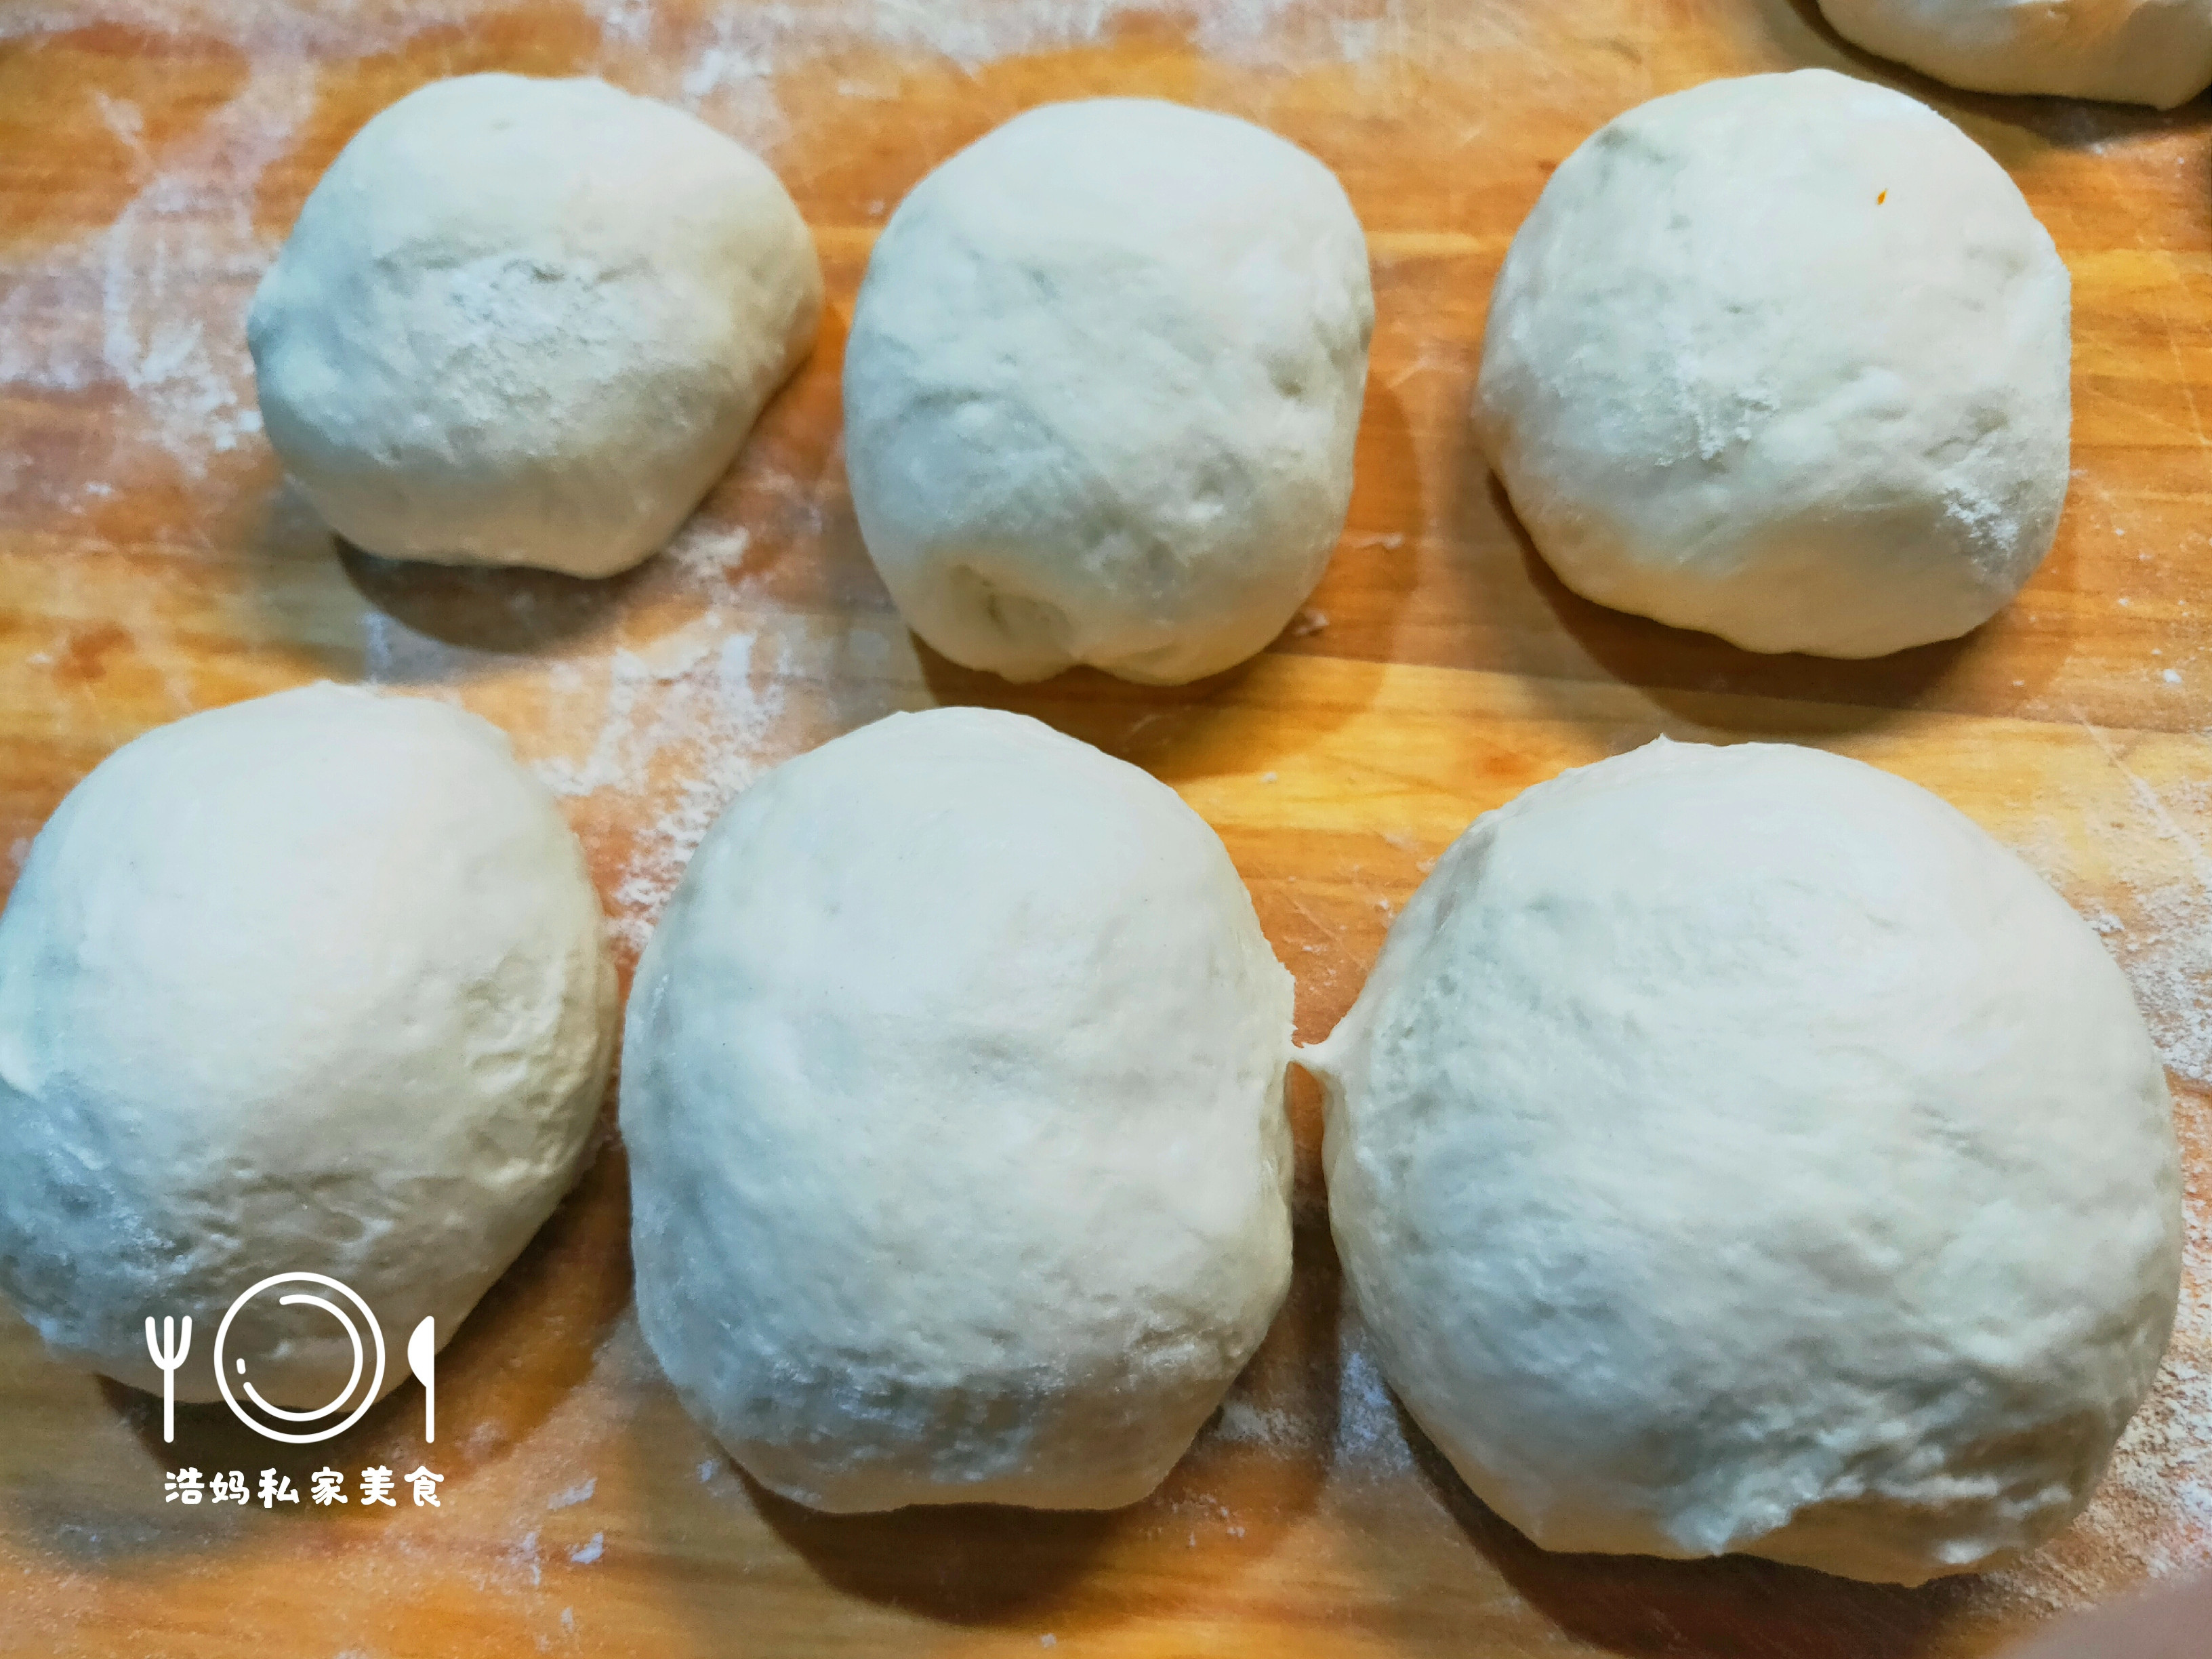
1476, 70, 2070, 658
623, 707, 1294, 1511
249, 73, 823, 578
0, 684, 617, 1408
843, 99, 1374, 686
1309, 739, 2180, 1585
1818, 0, 2212, 108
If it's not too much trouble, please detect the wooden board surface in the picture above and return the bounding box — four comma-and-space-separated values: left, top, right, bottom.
5, 1, 2212, 1654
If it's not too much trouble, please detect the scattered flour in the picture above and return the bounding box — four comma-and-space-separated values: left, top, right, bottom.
94, 78, 298, 473
1333, 1319, 1414, 1477
537, 619, 790, 953
628, 0, 1400, 94
0, 0, 1416, 66
0, 66, 308, 510
1980, 725, 2212, 1612
507, 1529, 542, 1589
1212, 1394, 1300, 1451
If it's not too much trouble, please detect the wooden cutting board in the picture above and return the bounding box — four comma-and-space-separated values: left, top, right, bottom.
3, 1, 2210, 1654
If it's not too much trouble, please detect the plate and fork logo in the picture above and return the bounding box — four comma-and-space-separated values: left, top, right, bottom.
142, 1273, 437, 1446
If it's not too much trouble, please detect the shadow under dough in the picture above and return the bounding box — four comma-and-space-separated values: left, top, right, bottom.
1396, 1395, 1983, 1659
336, 539, 646, 659
1491, 474, 1987, 733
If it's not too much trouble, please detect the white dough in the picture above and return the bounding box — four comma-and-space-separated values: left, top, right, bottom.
1818, 0, 2212, 108
842, 99, 1374, 686
623, 707, 1294, 1511
0, 684, 617, 1408
249, 73, 822, 578
1477, 70, 2071, 659
1307, 739, 2181, 1585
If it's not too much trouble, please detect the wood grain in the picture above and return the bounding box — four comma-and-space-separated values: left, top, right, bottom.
3, 2, 2211, 1654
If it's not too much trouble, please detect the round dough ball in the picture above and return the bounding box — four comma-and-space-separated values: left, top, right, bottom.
623, 707, 1294, 1511
1309, 739, 2180, 1585
1818, 0, 2212, 108
0, 684, 617, 1408
1476, 70, 2070, 658
843, 99, 1374, 686
249, 73, 823, 578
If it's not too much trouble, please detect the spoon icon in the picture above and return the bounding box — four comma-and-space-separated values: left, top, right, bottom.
407, 1316, 436, 1443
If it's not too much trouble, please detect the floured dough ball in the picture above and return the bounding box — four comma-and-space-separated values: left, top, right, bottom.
623, 707, 1294, 1511
1818, 0, 2212, 108
1477, 70, 2070, 658
0, 684, 617, 1408
843, 99, 1374, 685
249, 73, 822, 578
1309, 739, 2181, 1585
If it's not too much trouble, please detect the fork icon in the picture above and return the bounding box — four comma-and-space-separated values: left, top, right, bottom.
144, 1315, 192, 1443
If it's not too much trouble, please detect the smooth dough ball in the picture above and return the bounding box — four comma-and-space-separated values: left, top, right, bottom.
1818, 0, 2212, 108
1476, 70, 2071, 658
1308, 739, 2181, 1585
623, 707, 1294, 1511
843, 99, 1374, 686
249, 73, 823, 578
0, 684, 617, 1408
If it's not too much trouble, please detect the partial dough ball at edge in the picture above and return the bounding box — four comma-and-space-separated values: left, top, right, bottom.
1818, 0, 2212, 109
0, 683, 618, 1408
